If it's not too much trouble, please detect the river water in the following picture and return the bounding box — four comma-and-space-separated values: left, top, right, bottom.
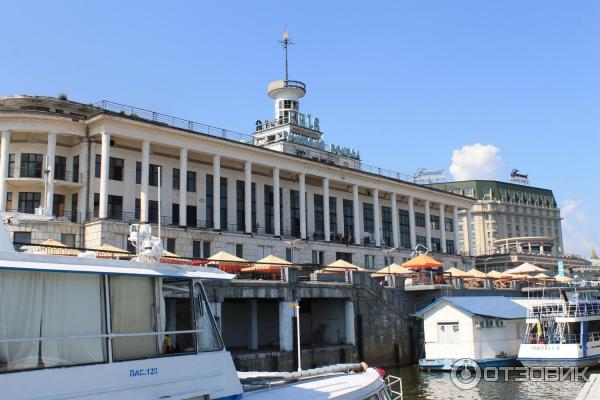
386, 365, 588, 400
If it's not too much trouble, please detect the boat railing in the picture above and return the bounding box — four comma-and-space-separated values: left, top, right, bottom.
528, 302, 600, 319
523, 331, 600, 345
385, 374, 404, 400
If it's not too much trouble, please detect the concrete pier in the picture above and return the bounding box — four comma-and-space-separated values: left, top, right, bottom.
204, 273, 522, 371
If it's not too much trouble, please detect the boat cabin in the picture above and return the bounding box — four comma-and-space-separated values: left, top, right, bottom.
0, 250, 243, 399
416, 296, 527, 369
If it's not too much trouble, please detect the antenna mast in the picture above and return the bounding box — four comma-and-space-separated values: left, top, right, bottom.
279, 29, 293, 81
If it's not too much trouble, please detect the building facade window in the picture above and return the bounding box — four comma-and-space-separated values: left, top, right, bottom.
71, 193, 78, 223
236, 180, 245, 232
13, 231, 31, 251
399, 209, 411, 249
95, 154, 101, 178
363, 203, 374, 241
220, 177, 227, 230
6, 192, 12, 211
186, 205, 197, 228
336, 252, 353, 263
264, 184, 274, 234
192, 241, 201, 258
109, 157, 124, 181
54, 156, 67, 181
166, 238, 176, 253
446, 240, 455, 255
135, 161, 142, 184
148, 200, 159, 223
416, 235, 427, 247
445, 217, 454, 232
290, 190, 300, 238
172, 168, 180, 190
72, 155, 79, 183
134, 198, 140, 221
61, 233, 76, 248
312, 250, 324, 266
381, 206, 392, 247
329, 196, 337, 236
313, 194, 324, 239
108, 195, 123, 220
149, 164, 161, 187
21, 153, 43, 178
431, 238, 441, 252
187, 171, 196, 192
430, 215, 440, 230
52, 194, 65, 217
206, 174, 213, 227
172, 203, 179, 225
364, 255, 375, 269
94, 193, 100, 218
343, 199, 354, 240
18, 192, 41, 214
8, 154, 15, 178
415, 212, 426, 228
235, 244, 243, 258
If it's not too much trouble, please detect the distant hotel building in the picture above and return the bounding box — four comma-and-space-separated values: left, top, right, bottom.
0, 72, 475, 269
429, 180, 564, 257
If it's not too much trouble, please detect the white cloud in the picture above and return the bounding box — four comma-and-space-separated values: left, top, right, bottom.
561, 199, 599, 258
449, 143, 503, 181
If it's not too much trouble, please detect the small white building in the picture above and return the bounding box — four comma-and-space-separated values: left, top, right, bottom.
416, 296, 527, 370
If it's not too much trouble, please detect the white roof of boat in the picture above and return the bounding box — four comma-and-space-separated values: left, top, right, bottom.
241, 368, 383, 400
0, 251, 234, 280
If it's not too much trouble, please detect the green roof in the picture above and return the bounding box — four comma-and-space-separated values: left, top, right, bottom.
428, 180, 557, 207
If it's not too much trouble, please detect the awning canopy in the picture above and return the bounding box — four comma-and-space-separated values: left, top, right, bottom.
534, 272, 550, 279
92, 244, 131, 258
486, 270, 513, 279
208, 250, 247, 263
371, 263, 415, 277
401, 254, 443, 269
555, 275, 573, 283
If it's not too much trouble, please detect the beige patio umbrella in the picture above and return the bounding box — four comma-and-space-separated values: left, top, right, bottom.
555, 275, 573, 283
486, 270, 513, 279
505, 262, 547, 275
92, 243, 131, 259
207, 250, 248, 272
371, 263, 415, 278
241, 254, 292, 272
24, 239, 80, 256
318, 259, 367, 273
534, 272, 551, 279
445, 267, 470, 278
465, 268, 487, 278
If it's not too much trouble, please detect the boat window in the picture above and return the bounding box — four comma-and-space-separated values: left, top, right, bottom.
110, 276, 158, 361
194, 282, 223, 351
0, 270, 106, 373
160, 279, 195, 354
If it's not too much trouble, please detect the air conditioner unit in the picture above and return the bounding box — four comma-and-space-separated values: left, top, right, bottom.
478, 321, 486, 329
498, 320, 506, 327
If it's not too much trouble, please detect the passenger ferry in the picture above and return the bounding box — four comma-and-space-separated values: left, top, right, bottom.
518, 291, 600, 368
0, 215, 400, 399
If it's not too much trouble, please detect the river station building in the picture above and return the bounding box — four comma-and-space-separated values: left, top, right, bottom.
0, 73, 475, 270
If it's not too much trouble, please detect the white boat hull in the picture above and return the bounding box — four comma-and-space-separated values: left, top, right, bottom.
518, 343, 600, 369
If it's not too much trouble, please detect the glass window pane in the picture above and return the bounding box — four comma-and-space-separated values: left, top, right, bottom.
161, 279, 195, 354
194, 283, 222, 352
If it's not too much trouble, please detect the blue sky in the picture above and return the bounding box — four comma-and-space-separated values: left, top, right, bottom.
2, 1, 598, 256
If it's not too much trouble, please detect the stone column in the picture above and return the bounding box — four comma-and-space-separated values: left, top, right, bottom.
273, 168, 281, 236
299, 173, 306, 239
345, 300, 356, 346
279, 301, 295, 352
466, 209, 474, 256
44, 131, 57, 216
179, 148, 187, 227
244, 161, 252, 233
213, 155, 220, 230
249, 299, 258, 350
99, 132, 111, 219
373, 189, 381, 247
408, 195, 416, 249
440, 203, 447, 253
391, 192, 399, 249
424, 200, 432, 250
0, 130, 10, 211
352, 184, 360, 245
323, 177, 330, 242
453, 206, 460, 255
140, 140, 150, 222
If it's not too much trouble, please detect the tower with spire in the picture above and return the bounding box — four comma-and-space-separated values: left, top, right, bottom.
253, 31, 360, 166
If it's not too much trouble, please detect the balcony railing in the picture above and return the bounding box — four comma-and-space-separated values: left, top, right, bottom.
8, 168, 84, 183
528, 302, 600, 319
94, 100, 254, 144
